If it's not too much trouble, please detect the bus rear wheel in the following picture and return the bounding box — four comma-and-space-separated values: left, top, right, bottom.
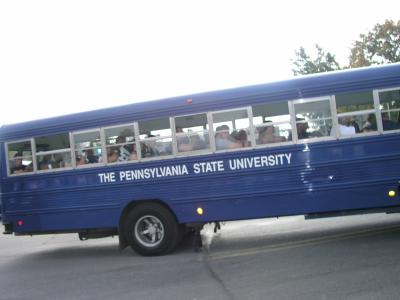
124, 203, 182, 256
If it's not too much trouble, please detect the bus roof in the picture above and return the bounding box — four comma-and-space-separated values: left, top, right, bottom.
1, 63, 400, 141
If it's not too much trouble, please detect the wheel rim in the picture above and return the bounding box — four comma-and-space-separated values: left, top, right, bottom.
134, 215, 165, 248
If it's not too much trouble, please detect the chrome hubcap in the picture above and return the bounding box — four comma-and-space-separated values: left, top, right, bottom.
134, 215, 164, 248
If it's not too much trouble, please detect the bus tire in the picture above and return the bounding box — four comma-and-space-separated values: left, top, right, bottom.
124, 203, 182, 256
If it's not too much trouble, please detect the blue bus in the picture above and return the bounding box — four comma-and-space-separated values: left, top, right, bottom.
1, 64, 400, 255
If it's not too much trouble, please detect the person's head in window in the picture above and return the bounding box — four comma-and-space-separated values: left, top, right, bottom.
362, 114, 377, 132
238, 129, 248, 147
215, 125, 231, 150
258, 124, 285, 144
14, 152, 23, 162
229, 131, 243, 148
296, 118, 310, 139
76, 154, 86, 166
215, 125, 230, 138
84, 149, 98, 163
107, 148, 119, 163
116, 136, 126, 145
39, 154, 54, 170
338, 115, 352, 126
11, 153, 26, 174
338, 116, 356, 136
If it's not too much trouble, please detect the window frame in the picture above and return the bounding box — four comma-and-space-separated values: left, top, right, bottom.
71, 128, 105, 169
5, 138, 36, 176
34, 133, 73, 173
375, 86, 400, 134
291, 96, 336, 144
102, 122, 139, 166
211, 106, 254, 153
333, 93, 380, 139
173, 111, 213, 157
252, 101, 294, 148
137, 117, 174, 161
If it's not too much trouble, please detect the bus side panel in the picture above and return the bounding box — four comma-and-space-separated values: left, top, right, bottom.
1, 134, 400, 233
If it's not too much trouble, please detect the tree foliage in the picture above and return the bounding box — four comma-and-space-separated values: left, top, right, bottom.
292, 19, 400, 75
291, 44, 341, 76
349, 20, 400, 68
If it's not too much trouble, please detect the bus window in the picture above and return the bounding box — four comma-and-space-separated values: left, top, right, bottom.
7, 140, 33, 175
212, 108, 251, 150
138, 118, 172, 158
294, 98, 333, 140
252, 101, 292, 145
35, 133, 71, 170
335, 91, 377, 135
379, 89, 400, 131
174, 113, 210, 153
73, 130, 102, 166
104, 125, 137, 163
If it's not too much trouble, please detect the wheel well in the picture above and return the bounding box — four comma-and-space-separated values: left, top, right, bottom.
118, 199, 179, 250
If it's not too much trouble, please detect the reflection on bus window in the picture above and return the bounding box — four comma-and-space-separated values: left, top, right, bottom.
336, 91, 377, 136
294, 99, 333, 140
104, 125, 137, 163
73, 131, 102, 166
379, 89, 400, 131
7, 140, 33, 174
35, 133, 71, 170
138, 118, 172, 158
212, 109, 250, 150
252, 102, 291, 145
175, 113, 210, 153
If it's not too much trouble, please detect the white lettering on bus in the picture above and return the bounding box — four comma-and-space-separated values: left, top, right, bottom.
228, 153, 292, 171
193, 161, 224, 174
99, 153, 292, 183
119, 164, 189, 181
98, 172, 116, 183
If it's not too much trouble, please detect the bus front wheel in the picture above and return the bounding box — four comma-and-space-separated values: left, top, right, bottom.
124, 203, 182, 256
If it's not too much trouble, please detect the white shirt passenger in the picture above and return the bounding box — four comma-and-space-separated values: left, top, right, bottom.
118, 146, 131, 161
339, 124, 356, 136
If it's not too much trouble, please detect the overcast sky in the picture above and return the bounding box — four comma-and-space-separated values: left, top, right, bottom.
1, 0, 399, 126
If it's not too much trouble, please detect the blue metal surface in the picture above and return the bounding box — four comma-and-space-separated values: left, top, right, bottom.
1, 63, 400, 234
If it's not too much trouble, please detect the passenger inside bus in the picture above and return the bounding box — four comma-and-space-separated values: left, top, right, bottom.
141, 134, 159, 158
116, 136, 131, 161
362, 114, 377, 132
229, 129, 249, 148
75, 149, 98, 166
176, 126, 192, 152
107, 147, 119, 163
38, 154, 55, 170
258, 124, 286, 144
215, 125, 232, 150
10, 153, 29, 174
176, 126, 208, 152
382, 112, 400, 130
84, 149, 99, 163
53, 153, 67, 168
295, 118, 310, 140
76, 154, 86, 166
338, 116, 356, 135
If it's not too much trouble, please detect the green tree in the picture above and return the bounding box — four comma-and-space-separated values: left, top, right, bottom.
349, 19, 400, 68
292, 19, 400, 75
291, 44, 341, 76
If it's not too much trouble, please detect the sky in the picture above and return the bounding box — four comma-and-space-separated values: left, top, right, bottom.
0, 0, 399, 126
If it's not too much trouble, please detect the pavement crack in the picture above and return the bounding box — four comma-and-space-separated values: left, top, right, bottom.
202, 252, 238, 300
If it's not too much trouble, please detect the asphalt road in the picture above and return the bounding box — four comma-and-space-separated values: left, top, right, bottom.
1, 213, 400, 300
